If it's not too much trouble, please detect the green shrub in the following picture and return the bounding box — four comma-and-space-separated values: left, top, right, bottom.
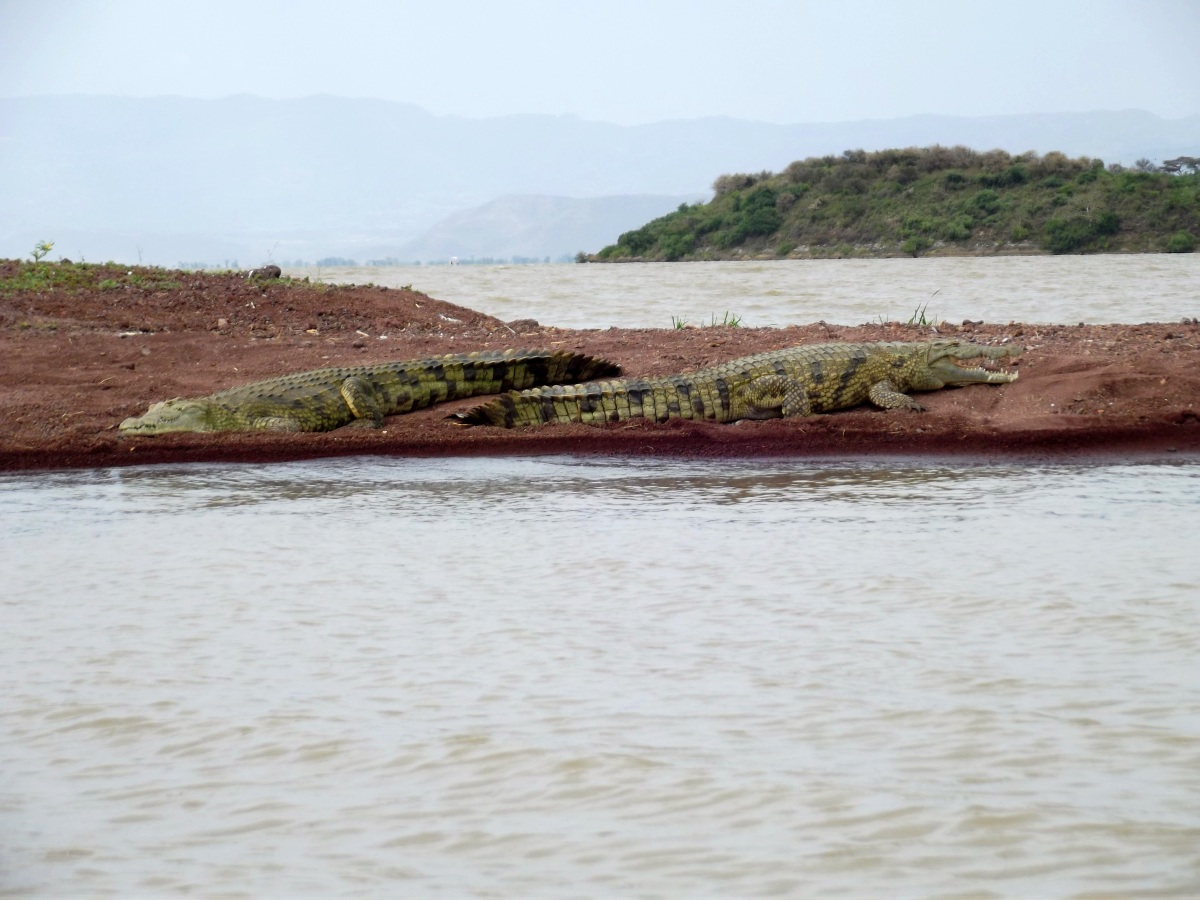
1042, 213, 1119, 253
1094, 211, 1120, 235
1117, 171, 1156, 193
941, 215, 973, 241
1164, 186, 1198, 210
969, 189, 1002, 217
659, 233, 696, 261
743, 205, 781, 236
980, 165, 1028, 188
901, 236, 932, 256
742, 185, 777, 211
616, 226, 655, 255
709, 186, 781, 245
901, 214, 936, 236
1166, 231, 1197, 252
710, 230, 736, 250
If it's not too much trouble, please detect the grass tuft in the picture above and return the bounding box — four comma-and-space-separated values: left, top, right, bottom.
671, 312, 744, 329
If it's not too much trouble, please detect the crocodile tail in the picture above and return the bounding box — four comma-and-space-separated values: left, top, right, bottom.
452, 379, 667, 428
452, 391, 535, 427
454, 384, 601, 427
546, 351, 621, 384
451, 354, 621, 426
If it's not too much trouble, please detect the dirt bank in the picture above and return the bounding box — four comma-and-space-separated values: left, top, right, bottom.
2, 262, 1198, 471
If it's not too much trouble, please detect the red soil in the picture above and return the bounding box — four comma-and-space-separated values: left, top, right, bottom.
2, 263, 1198, 471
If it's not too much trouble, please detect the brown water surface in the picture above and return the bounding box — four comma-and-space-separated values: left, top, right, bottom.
3, 456, 1199, 896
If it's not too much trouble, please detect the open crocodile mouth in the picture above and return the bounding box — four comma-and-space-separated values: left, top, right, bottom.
930, 354, 1021, 384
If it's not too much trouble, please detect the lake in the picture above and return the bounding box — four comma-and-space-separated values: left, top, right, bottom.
294, 254, 1200, 330
3, 455, 1199, 897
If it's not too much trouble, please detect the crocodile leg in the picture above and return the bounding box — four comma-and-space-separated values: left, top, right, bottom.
248, 415, 307, 432
734, 375, 814, 418
867, 380, 925, 411
340, 376, 386, 427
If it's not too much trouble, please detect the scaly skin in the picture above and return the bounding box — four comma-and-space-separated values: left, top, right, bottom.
119, 349, 620, 434
452, 341, 1022, 427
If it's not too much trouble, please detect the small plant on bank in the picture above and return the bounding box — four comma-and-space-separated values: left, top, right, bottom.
670, 312, 743, 328
907, 303, 934, 326
0, 260, 186, 295
30, 240, 54, 262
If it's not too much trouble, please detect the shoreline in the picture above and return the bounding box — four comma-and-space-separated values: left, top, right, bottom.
5, 424, 1197, 475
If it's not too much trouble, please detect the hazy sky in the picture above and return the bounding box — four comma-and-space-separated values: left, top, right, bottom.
2, 0, 1198, 124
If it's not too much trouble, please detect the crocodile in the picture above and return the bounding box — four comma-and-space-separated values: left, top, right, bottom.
119, 348, 620, 434
451, 340, 1022, 427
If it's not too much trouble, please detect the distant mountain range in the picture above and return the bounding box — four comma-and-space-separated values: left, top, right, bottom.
394, 194, 704, 263
1, 95, 1197, 266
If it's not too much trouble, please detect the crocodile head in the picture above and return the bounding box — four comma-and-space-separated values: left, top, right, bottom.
119, 398, 223, 434
904, 340, 1024, 390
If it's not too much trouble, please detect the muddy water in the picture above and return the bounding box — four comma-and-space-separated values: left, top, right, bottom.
297, 254, 1200, 329
3, 456, 1199, 896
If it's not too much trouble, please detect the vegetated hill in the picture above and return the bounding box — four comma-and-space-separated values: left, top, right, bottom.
591, 147, 1200, 261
